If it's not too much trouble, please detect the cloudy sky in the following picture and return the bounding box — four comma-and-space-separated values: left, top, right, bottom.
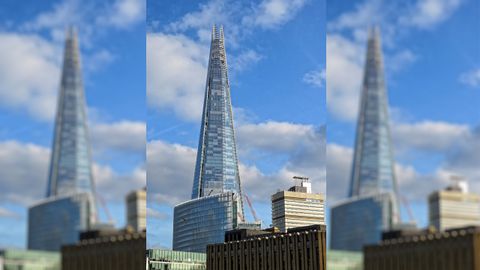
146, 0, 326, 248
0, 0, 146, 248
327, 0, 480, 228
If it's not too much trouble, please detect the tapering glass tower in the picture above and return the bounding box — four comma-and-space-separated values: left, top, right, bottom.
331, 27, 399, 251
46, 27, 96, 199
173, 25, 244, 253
191, 25, 244, 216
28, 27, 95, 251
348, 27, 398, 203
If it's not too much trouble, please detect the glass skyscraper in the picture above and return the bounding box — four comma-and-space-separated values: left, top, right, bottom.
173, 25, 244, 253
331, 27, 399, 251
28, 27, 96, 251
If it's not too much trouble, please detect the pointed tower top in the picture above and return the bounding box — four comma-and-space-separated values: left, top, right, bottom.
66, 25, 77, 41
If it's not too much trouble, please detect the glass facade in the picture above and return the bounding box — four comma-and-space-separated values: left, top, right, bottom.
190, 25, 244, 218
28, 193, 93, 251
348, 27, 398, 205
330, 193, 394, 251
173, 192, 238, 253
46, 27, 95, 202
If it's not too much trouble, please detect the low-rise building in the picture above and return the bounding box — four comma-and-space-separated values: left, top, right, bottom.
61, 228, 146, 270
207, 225, 326, 270
147, 249, 206, 270
0, 249, 60, 270
272, 177, 325, 232
429, 181, 480, 231
327, 250, 363, 270
364, 226, 480, 270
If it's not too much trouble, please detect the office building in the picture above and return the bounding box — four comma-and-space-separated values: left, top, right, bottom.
364, 226, 480, 270
173, 192, 239, 253
28, 27, 96, 251
429, 180, 480, 231
147, 250, 206, 270
0, 249, 60, 270
173, 25, 245, 253
272, 177, 325, 232
28, 193, 94, 251
330, 27, 399, 251
127, 188, 147, 232
61, 229, 146, 270
206, 225, 326, 270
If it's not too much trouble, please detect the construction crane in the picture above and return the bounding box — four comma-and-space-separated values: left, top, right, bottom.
96, 193, 114, 224
244, 193, 259, 222
400, 195, 416, 225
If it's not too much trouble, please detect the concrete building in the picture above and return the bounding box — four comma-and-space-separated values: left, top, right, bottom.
126, 188, 147, 232
364, 226, 480, 270
327, 250, 363, 270
272, 177, 325, 232
0, 249, 60, 270
147, 250, 206, 270
206, 225, 326, 270
429, 181, 480, 231
61, 229, 146, 270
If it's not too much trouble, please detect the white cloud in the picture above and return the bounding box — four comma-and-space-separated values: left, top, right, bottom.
0, 207, 20, 219
237, 121, 315, 153
459, 68, 480, 88
0, 141, 50, 205
327, 123, 480, 209
303, 68, 326, 88
393, 121, 470, 153
147, 33, 209, 122
0, 32, 61, 121
402, 0, 463, 29
147, 140, 197, 205
0, 121, 146, 206
98, 0, 145, 29
387, 49, 417, 73
230, 50, 263, 73
147, 122, 326, 206
244, 0, 308, 29
326, 34, 364, 121
91, 120, 146, 154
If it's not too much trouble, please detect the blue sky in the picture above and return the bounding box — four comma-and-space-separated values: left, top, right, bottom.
0, 0, 146, 248
146, 0, 326, 249
327, 0, 480, 229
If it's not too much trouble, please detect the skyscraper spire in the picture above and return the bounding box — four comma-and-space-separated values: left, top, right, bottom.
349, 26, 398, 202
29, 27, 96, 251
173, 25, 246, 253
190, 25, 244, 217
330, 27, 401, 251
46, 27, 96, 200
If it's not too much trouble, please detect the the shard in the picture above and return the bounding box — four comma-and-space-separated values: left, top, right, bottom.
28, 27, 96, 251
191, 25, 244, 215
46, 27, 96, 200
330, 27, 400, 251
173, 25, 245, 253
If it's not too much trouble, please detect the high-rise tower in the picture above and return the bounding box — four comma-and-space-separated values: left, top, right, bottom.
348, 27, 398, 204
28, 27, 95, 251
46, 27, 96, 199
191, 25, 244, 217
173, 25, 244, 253
331, 27, 399, 251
